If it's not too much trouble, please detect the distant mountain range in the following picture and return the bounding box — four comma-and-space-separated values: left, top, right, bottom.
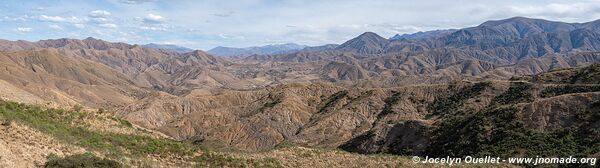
207, 43, 308, 57
243, 16, 600, 81
390, 29, 457, 40
332, 16, 600, 57
142, 43, 194, 53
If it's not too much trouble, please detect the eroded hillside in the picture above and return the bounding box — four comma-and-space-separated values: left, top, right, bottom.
0, 17, 599, 167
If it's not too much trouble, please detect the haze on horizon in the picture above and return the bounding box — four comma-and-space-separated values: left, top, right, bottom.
2, 0, 600, 50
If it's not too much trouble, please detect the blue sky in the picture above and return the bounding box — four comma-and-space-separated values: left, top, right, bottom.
2, 0, 600, 50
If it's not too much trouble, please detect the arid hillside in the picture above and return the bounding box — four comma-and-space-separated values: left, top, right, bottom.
0, 17, 598, 167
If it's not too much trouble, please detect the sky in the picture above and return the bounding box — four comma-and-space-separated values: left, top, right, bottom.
2, 0, 600, 50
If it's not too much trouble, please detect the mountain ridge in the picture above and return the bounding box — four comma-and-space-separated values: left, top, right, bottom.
208, 43, 308, 57
390, 29, 457, 40
142, 43, 194, 53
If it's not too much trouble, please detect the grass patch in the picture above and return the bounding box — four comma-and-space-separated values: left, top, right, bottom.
0, 100, 200, 158
45, 153, 123, 168
111, 116, 133, 128
194, 153, 282, 168
0, 100, 286, 167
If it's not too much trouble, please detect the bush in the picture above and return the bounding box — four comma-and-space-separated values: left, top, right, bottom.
426, 102, 600, 160
376, 91, 402, 120
540, 85, 600, 98
489, 82, 534, 106
429, 82, 490, 116
318, 90, 348, 113
44, 153, 123, 168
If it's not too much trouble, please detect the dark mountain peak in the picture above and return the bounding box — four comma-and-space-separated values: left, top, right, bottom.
479, 16, 539, 27
189, 50, 208, 56
390, 29, 457, 40
356, 32, 386, 40
81, 37, 130, 50
84, 37, 98, 41
82, 37, 110, 44
478, 17, 576, 34
442, 17, 581, 48
580, 19, 600, 31
336, 32, 389, 54
35, 37, 132, 50
182, 49, 227, 66
36, 38, 83, 48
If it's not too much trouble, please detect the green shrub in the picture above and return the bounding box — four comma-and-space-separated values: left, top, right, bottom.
263, 99, 282, 108
429, 82, 490, 116
540, 85, 600, 98
318, 90, 348, 113
490, 82, 534, 106
426, 102, 600, 159
376, 91, 402, 119
44, 153, 123, 168
568, 63, 600, 84
111, 117, 133, 128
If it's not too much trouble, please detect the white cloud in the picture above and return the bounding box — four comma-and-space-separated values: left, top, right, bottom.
89, 10, 111, 18
91, 17, 112, 23
99, 23, 118, 28
143, 14, 165, 24
218, 33, 245, 40
9, 0, 600, 50
212, 11, 235, 17
15, 27, 32, 33
140, 26, 167, 31
0, 15, 34, 22
39, 15, 66, 22
509, 3, 583, 15
49, 24, 61, 29
39, 15, 87, 23
8, 15, 32, 22
505, 2, 600, 21
120, 0, 156, 4
73, 23, 85, 29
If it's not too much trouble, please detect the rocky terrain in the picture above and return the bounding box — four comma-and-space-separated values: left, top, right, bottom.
0, 17, 598, 167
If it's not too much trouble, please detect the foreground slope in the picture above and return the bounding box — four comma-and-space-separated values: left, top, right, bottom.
0, 99, 488, 167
